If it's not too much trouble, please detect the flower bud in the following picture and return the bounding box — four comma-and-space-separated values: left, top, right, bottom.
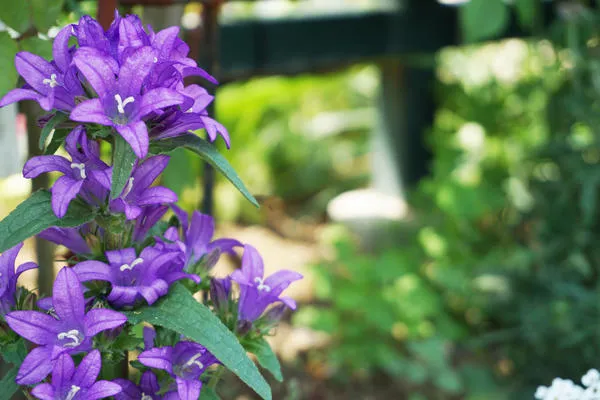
210, 276, 231, 314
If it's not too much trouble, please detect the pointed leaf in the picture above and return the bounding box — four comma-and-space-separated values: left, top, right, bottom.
244, 338, 283, 382
0, 190, 95, 252
39, 112, 68, 150
31, 0, 65, 33
19, 37, 53, 61
125, 284, 271, 400
460, 0, 509, 43
200, 387, 221, 400
44, 128, 69, 155
0, 367, 19, 400
111, 135, 137, 200
0, 32, 19, 99
150, 134, 258, 207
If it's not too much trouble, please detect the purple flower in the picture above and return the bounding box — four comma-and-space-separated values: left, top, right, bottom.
31, 350, 122, 400
156, 206, 240, 271
38, 226, 91, 255
210, 277, 232, 314
149, 112, 231, 148
109, 155, 177, 220
5, 268, 127, 385
138, 341, 219, 400
72, 246, 199, 308
133, 205, 169, 243
70, 45, 184, 158
114, 371, 178, 400
231, 245, 303, 323
0, 243, 37, 315
23, 126, 110, 218
0, 24, 84, 111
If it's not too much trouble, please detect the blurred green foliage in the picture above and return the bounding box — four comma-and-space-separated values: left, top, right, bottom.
295, 4, 600, 399
171, 67, 374, 222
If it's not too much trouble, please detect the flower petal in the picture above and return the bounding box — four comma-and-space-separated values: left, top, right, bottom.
38, 227, 91, 255
279, 296, 297, 310
132, 155, 169, 191
106, 248, 137, 266
31, 383, 55, 400
52, 267, 85, 323
72, 349, 101, 387
138, 347, 173, 374
72, 260, 113, 282
116, 121, 149, 158
16, 346, 53, 385
133, 88, 184, 120
240, 245, 265, 282
70, 98, 113, 126
52, 352, 75, 389
176, 377, 202, 400
5, 311, 59, 345
51, 175, 83, 218
140, 370, 160, 393
264, 270, 304, 296
208, 238, 242, 255
107, 286, 140, 307
23, 155, 72, 178
0, 88, 42, 107
73, 47, 117, 97
84, 309, 127, 336
53, 24, 74, 72
187, 211, 214, 256
137, 186, 177, 206
118, 46, 155, 96
15, 52, 56, 94
113, 378, 141, 400
139, 280, 169, 305
86, 381, 123, 399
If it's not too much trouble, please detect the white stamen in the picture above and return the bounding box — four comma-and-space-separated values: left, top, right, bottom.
254, 277, 271, 292
119, 257, 144, 272
115, 94, 135, 114
183, 353, 205, 371
70, 163, 86, 179
122, 177, 134, 198
42, 74, 59, 88
65, 385, 81, 400
153, 57, 158, 63
141, 394, 153, 400
57, 329, 82, 348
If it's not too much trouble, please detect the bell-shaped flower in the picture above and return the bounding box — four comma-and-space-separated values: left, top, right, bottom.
0, 243, 37, 316
138, 341, 219, 400
115, 371, 178, 400
70, 45, 184, 158
132, 205, 169, 243
5, 268, 127, 385
149, 111, 231, 148
110, 155, 177, 220
23, 126, 110, 218
31, 350, 122, 400
0, 24, 84, 111
231, 245, 303, 323
72, 246, 199, 309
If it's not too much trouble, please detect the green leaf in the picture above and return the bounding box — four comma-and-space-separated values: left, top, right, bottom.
31, 0, 65, 32
1, 339, 27, 365
125, 284, 272, 400
0, 367, 19, 400
44, 128, 69, 155
515, 0, 536, 30
19, 36, 53, 60
162, 148, 196, 196
39, 112, 68, 150
111, 135, 137, 200
199, 387, 221, 400
460, 0, 509, 43
245, 338, 283, 382
0, 190, 95, 252
0, 32, 19, 99
0, 0, 31, 33
150, 134, 259, 208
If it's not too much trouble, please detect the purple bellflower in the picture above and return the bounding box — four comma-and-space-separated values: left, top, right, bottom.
231, 245, 303, 323
114, 371, 178, 400
38, 226, 92, 255
156, 206, 240, 271
110, 155, 177, 220
138, 341, 219, 400
0, 24, 84, 111
23, 126, 110, 218
31, 350, 122, 400
72, 246, 199, 309
70, 45, 184, 158
0, 243, 37, 316
5, 268, 127, 385
132, 205, 168, 243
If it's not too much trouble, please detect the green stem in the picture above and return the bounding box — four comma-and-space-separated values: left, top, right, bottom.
207, 365, 225, 389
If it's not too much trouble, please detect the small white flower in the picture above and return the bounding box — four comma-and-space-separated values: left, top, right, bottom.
583, 369, 600, 388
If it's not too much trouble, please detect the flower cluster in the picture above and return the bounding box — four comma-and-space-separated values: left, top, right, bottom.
0, 11, 302, 400
535, 368, 600, 400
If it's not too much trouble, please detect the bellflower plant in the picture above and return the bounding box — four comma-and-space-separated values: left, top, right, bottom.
0, 11, 301, 400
